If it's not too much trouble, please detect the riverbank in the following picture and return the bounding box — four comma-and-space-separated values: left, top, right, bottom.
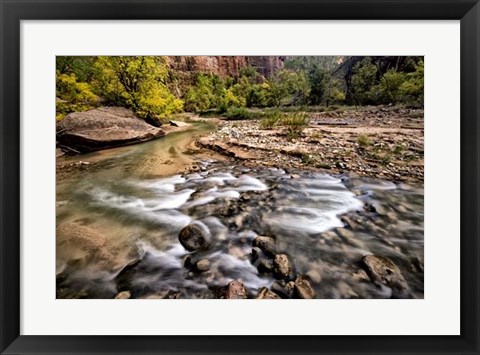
193, 106, 424, 183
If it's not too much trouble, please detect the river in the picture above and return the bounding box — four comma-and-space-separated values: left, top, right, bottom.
56, 122, 424, 299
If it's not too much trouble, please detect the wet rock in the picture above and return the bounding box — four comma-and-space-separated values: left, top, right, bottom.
412, 256, 424, 273
294, 275, 315, 299
256, 287, 281, 299
271, 280, 295, 298
195, 259, 210, 272
251, 247, 262, 263
115, 291, 131, 299
361, 255, 409, 293
320, 230, 338, 240
273, 254, 291, 279
224, 280, 247, 299
257, 259, 273, 274
163, 290, 182, 299
337, 227, 355, 239
178, 223, 210, 251
352, 269, 369, 282
252, 235, 276, 256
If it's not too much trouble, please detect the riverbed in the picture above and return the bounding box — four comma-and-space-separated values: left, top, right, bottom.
56, 122, 424, 299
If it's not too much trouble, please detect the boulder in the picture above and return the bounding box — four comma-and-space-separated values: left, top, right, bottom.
224, 280, 247, 299
252, 236, 276, 256
178, 223, 210, 251
255, 287, 281, 299
361, 255, 409, 292
273, 254, 291, 279
294, 275, 315, 299
56, 107, 165, 154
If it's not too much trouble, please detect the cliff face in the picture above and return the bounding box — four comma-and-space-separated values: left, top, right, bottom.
166, 56, 285, 78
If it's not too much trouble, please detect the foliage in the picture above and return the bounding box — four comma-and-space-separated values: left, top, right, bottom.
281, 112, 310, 139
357, 134, 372, 147
56, 55, 424, 123
223, 107, 253, 120
259, 110, 282, 129
350, 58, 379, 105
399, 60, 424, 107
269, 70, 310, 107
56, 72, 99, 120
93, 56, 183, 119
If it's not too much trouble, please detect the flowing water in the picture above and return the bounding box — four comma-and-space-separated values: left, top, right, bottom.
56, 122, 424, 299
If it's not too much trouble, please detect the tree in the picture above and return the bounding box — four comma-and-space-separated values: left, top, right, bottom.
350, 58, 378, 105
378, 69, 407, 104
399, 60, 424, 106
269, 70, 310, 107
94, 56, 183, 121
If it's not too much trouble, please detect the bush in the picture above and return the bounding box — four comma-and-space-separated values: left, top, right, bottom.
281, 112, 310, 139
357, 134, 372, 147
259, 110, 282, 129
223, 107, 253, 120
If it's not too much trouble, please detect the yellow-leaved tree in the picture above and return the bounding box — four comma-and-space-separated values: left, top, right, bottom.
94, 56, 183, 123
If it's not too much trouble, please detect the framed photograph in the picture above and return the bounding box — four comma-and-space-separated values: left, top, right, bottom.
1, 0, 479, 354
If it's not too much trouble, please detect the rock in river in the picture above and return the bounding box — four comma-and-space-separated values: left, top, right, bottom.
361, 255, 409, 293
252, 235, 276, 257
178, 223, 210, 251
56, 107, 165, 154
273, 254, 291, 279
224, 280, 247, 299
255, 287, 281, 299
294, 275, 315, 299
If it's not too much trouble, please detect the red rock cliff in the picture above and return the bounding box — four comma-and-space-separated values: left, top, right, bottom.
166, 56, 285, 78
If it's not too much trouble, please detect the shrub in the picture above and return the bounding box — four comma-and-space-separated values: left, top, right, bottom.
357, 134, 372, 147
281, 112, 310, 139
259, 110, 282, 129
223, 107, 253, 120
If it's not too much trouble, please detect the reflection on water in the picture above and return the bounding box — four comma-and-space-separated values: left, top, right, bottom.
56, 123, 424, 299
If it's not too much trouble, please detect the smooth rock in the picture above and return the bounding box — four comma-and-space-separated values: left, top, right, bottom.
178, 223, 210, 251
196, 259, 210, 272
306, 269, 322, 284
337, 227, 355, 239
56, 107, 165, 154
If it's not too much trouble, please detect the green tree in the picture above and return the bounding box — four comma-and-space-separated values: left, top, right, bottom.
350, 58, 379, 105
399, 60, 424, 106
378, 69, 408, 104
269, 70, 310, 107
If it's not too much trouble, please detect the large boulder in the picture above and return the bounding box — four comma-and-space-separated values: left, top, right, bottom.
56, 107, 165, 154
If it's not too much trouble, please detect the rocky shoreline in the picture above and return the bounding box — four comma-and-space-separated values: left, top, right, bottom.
192, 106, 424, 184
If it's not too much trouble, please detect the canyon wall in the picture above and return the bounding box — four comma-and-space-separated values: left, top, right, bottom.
166, 56, 286, 78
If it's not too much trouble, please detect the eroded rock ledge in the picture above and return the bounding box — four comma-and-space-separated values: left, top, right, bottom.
56, 107, 165, 154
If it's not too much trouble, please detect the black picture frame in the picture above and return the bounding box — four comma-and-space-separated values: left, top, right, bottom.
1, 0, 479, 354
